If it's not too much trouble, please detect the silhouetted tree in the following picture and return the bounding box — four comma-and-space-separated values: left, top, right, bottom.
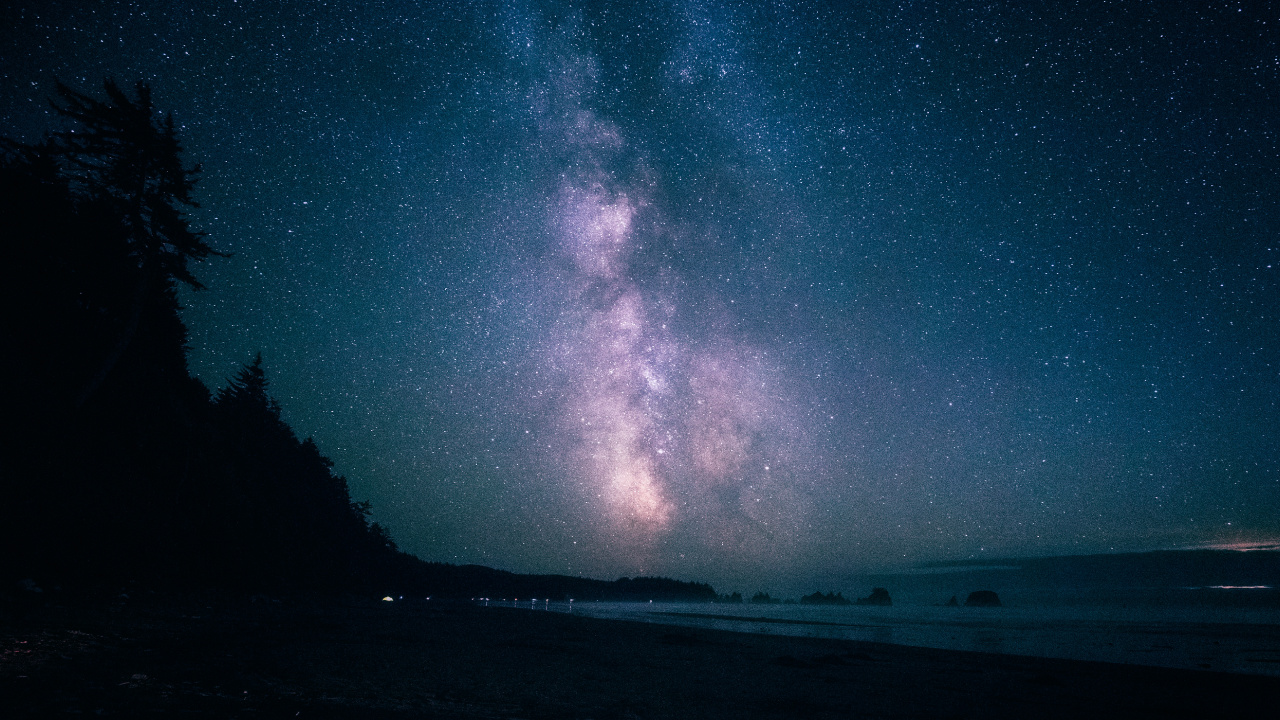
205, 354, 405, 588
41, 80, 222, 407
2, 95, 213, 581
50, 80, 216, 285
215, 353, 282, 423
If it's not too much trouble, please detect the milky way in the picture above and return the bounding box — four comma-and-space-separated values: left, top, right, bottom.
525, 36, 813, 571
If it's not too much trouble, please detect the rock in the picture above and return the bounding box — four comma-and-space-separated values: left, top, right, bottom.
856, 588, 892, 606
800, 591, 852, 606
945, 595, 959, 607
964, 590, 1002, 607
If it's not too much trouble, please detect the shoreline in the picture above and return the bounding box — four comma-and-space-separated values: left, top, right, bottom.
4, 594, 1278, 718
581, 600, 1280, 677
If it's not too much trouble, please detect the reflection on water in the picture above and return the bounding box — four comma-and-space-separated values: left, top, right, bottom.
515, 596, 1280, 677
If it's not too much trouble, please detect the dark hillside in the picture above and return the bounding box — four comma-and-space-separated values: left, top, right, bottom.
0, 80, 718, 604
0, 81, 391, 592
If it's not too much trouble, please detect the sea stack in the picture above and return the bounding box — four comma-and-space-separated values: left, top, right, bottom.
964, 590, 1002, 607
856, 587, 892, 606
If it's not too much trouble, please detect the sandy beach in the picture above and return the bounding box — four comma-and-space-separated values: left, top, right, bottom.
3, 593, 1277, 718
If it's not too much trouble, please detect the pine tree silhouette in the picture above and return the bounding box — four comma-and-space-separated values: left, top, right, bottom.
215, 353, 282, 421
43, 80, 223, 407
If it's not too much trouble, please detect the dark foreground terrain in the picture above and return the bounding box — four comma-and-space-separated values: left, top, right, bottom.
3, 593, 1276, 718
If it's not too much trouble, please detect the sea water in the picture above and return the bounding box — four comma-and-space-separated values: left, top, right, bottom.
519, 589, 1280, 676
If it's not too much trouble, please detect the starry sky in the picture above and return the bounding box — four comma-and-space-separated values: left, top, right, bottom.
4, 1, 1278, 590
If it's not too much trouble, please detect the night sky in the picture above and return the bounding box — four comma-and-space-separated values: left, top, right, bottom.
4, 1, 1277, 590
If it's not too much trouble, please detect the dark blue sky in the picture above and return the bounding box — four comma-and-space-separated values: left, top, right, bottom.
4, 0, 1277, 589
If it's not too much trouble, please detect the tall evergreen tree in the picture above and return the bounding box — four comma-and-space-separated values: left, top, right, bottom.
215, 353, 281, 421
50, 80, 216, 286
44, 80, 222, 407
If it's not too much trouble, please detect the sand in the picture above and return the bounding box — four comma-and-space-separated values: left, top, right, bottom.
3, 593, 1277, 718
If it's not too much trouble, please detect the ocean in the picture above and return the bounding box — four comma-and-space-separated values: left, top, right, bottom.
548, 590, 1280, 676
485, 550, 1280, 676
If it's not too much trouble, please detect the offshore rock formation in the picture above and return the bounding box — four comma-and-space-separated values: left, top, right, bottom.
856, 588, 893, 606
964, 590, 1002, 607
800, 591, 852, 606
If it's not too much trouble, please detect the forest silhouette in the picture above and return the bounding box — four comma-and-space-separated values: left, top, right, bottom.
1, 80, 713, 602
